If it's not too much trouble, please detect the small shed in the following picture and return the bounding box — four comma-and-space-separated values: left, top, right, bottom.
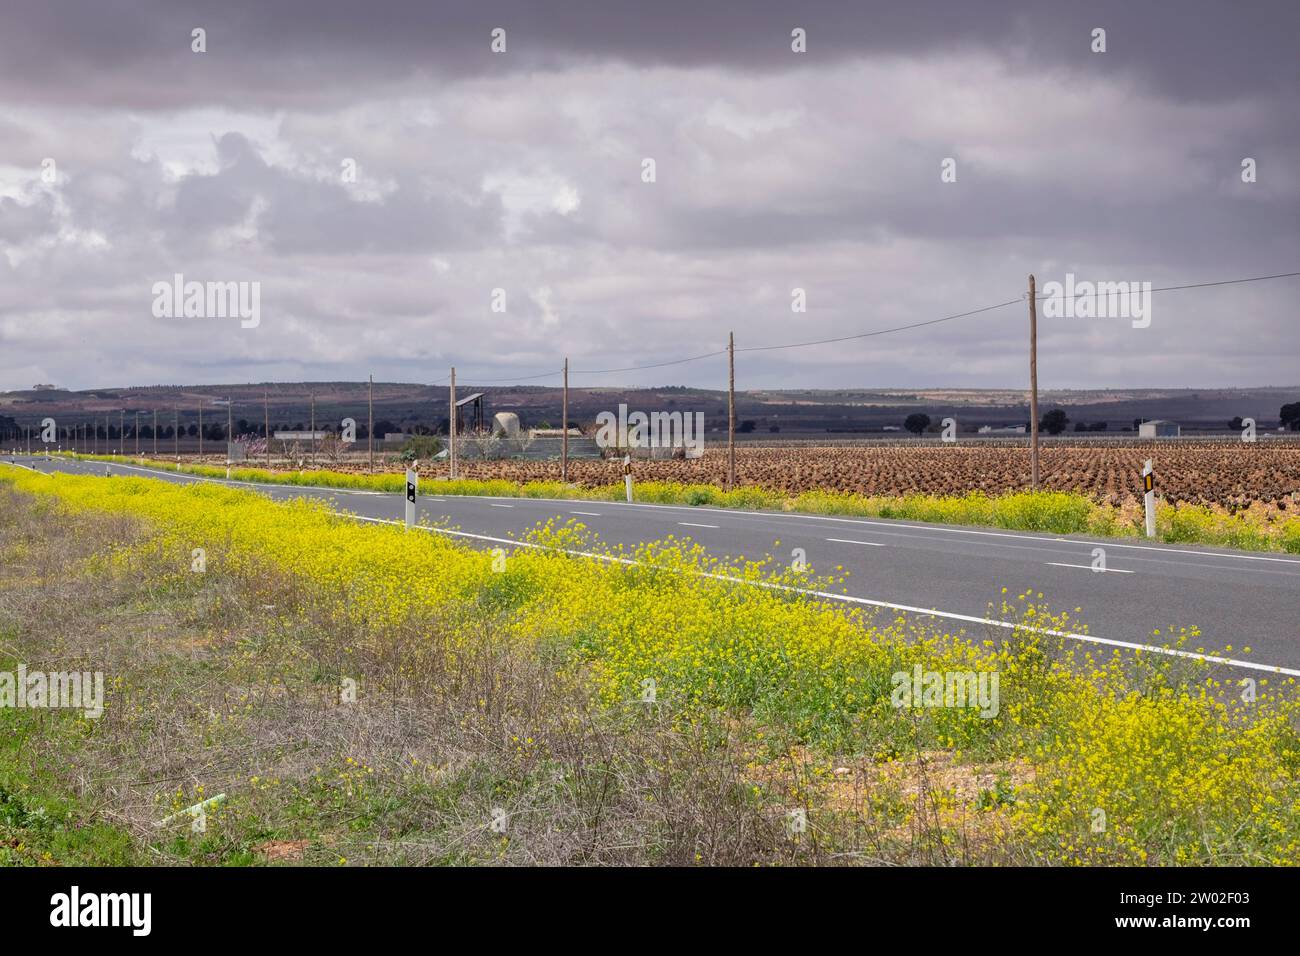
454, 392, 485, 432
1138, 420, 1180, 438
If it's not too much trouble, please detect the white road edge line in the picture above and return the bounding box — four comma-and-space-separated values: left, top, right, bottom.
678, 521, 719, 529
1046, 562, 1135, 574
826, 537, 886, 547
335, 510, 1300, 678
569, 511, 602, 516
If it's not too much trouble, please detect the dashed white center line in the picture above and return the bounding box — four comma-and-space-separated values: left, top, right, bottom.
826, 537, 886, 547
1046, 562, 1134, 574
570, 511, 602, 516
678, 521, 719, 529
489, 503, 514, 509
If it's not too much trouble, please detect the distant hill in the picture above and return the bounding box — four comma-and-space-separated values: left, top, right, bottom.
2, 383, 1297, 437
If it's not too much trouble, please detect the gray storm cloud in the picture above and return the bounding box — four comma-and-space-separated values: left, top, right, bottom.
0, 0, 1296, 391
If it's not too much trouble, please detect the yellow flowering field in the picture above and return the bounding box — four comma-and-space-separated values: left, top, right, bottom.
4, 462, 1299, 865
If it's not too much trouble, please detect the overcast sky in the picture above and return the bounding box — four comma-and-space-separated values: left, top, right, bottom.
1, 0, 1297, 392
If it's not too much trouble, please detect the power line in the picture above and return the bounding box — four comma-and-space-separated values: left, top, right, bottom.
426, 368, 561, 387
569, 349, 728, 375
1034, 269, 1300, 301
737, 298, 1024, 354
454, 369, 562, 385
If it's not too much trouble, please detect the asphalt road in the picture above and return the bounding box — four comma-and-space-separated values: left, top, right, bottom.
6, 454, 1299, 676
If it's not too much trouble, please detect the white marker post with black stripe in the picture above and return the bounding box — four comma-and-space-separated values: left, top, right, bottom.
1142, 458, 1156, 538
623, 454, 633, 503
405, 465, 418, 530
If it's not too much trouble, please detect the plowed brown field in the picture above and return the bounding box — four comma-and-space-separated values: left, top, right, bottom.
417, 440, 1300, 508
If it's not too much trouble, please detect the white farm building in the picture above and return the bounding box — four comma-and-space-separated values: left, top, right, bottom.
1138, 420, 1180, 438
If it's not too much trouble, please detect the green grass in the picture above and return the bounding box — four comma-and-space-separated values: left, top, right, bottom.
0, 710, 143, 866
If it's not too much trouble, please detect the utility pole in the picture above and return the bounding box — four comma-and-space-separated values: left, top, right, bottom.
153, 409, 158, 456
1028, 274, 1040, 491
561, 357, 569, 483
119, 410, 124, 455
198, 402, 203, 457
449, 367, 458, 480
134, 411, 140, 455
264, 390, 270, 467
727, 331, 736, 492
310, 393, 316, 467
368, 374, 374, 474
227, 396, 233, 462
175, 409, 179, 459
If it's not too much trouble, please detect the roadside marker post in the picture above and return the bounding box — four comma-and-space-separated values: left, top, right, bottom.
405, 465, 418, 529
623, 454, 633, 503
1143, 459, 1156, 538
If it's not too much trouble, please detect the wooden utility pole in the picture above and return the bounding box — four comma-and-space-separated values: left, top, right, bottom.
449, 367, 458, 479
561, 357, 569, 483
153, 409, 158, 456
198, 402, 203, 457
1028, 274, 1040, 490
119, 410, 124, 454
310, 393, 316, 467
368, 374, 374, 474
227, 397, 233, 461
264, 390, 270, 467
175, 409, 180, 459
727, 331, 736, 492
134, 411, 140, 455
